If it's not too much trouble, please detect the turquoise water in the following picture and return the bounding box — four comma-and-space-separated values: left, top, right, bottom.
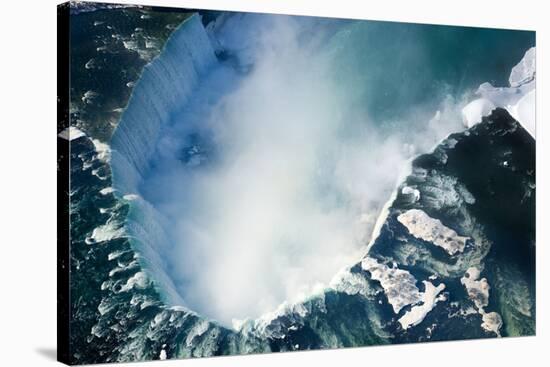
323, 19, 534, 130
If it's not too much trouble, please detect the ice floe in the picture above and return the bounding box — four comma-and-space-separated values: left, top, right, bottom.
481, 312, 503, 336
398, 281, 446, 330
397, 209, 469, 256
361, 257, 422, 313
460, 267, 489, 309
460, 267, 502, 336
362, 257, 446, 330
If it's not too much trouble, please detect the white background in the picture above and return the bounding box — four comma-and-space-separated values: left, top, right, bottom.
0, 0, 547, 366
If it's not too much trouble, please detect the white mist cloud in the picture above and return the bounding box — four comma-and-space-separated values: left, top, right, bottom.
140, 14, 464, 325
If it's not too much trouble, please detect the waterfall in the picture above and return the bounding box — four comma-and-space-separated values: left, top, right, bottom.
124, 195, 186, 306
111, 13, 216, 194
109, 13, 217, 305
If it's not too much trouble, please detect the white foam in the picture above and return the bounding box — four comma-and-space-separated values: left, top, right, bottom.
397, 209, 469, 255
109, 260, 138, 277
84, 59, 96, 69
185, 320, 209, 346
421, 173, 475, 210
401, 186, 421, 202
247, 296, 316, 337
366, 162, 414, 253
81, 90, 99, 104
329, 268, 375, 299
107, 250, 127, 261
85, 221, 125, 244
119, 271, 149, 292
231, 318, 247, 332
92, 139, 111, 162
89, 140, 112, 180
99, 187, 115, 195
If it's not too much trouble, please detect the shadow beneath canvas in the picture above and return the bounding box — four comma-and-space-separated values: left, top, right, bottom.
36, 348, 57, 361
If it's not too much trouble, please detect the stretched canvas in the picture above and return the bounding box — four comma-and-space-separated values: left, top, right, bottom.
57, 1, 536, 365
